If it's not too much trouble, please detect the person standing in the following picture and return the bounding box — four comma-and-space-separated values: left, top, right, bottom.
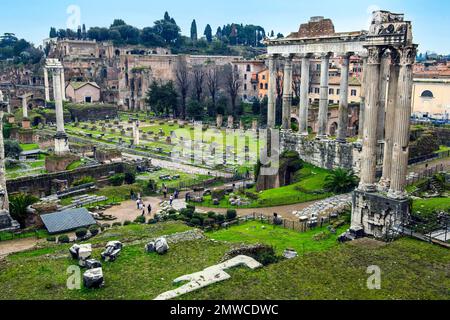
147, 203, 152, 215
169, 195, 174, 206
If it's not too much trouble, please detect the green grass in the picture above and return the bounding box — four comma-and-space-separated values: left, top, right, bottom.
19, 143, 39, 151
0, 229, 49, 242
207, 220, 349, 254
195, 164, 333, 208
1, 220, 448, 300
412, 198, 450, 217
435, 145, 450, 154
137, 168, 213, 190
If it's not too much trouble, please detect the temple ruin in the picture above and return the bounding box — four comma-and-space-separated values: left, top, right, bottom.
266, 11, 417, 239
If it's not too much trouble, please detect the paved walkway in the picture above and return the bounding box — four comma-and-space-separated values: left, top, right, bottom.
103, 196, 162, 223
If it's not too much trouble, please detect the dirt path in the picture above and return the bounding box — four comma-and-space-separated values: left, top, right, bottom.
103, 196, 162, 223
0, 237, 41, 258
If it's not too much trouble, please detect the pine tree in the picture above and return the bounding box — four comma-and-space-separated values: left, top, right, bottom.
204, 24, 212, 43
216, 26, 222, 39
190, 19, 198, 41
164, 12, 171, 21
49, 27, 57, 38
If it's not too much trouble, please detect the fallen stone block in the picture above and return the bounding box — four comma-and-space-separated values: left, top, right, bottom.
85, 259, 102, 270
154, 237, 169, 255
83, 268, 104, 289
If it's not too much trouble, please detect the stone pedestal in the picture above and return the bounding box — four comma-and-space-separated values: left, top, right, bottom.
54, 131, 70, 155
227, 116, 234, 129
251, 119, 258, 131
22, 118, 31, 129
216, 114, 223, 128
351, 190, 410, 240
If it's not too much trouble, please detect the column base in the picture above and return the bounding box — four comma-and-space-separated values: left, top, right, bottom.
358, 183, 377, 193
387, 189, 408, 200
377, 178, 390, 192
350, 190, 410, 240
55, 132, 70, 155
0, 209, 20, 232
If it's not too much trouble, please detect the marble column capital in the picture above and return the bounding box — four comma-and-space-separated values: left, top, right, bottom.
398, 46, 417, 66
320, 52, 332, 59
366, 46, 382, 65
298, 53, 313, 59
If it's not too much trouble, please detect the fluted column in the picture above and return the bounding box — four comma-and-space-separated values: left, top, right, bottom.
53, 69, 65, 133
282, 55, 293, 130
44, 68, 50, 102
358, 56, 368, 141
60, 68, 66, 101
299, 54, 311, 136
379, 51, 400, 190
317, 53, 330, 138
358, 47, 381, 192
377, 52, 390, 142
337, 54, 350, 142
388, 46, 417, 199
267, 55, 277, 128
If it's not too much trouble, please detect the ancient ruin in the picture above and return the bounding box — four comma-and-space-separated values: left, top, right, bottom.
267, 11, 417, 239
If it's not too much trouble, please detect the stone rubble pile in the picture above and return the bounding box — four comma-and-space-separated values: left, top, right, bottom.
101, 241, 123, 262
293, 193, 352, 219
146, 237, 169, 255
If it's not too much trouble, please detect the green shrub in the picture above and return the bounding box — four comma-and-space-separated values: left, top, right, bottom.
46, 236, 56, 242
204, 218, 216, 226
58, 235, 70, 243
148, 219, 157, 224
211, 189, 226, 201
226, 209, 237, 220
217, 214, 225, 223
190, 217, 202, 226
75, 228, 88, 238
109, 174, 125, 186
180, 208, 194, 219
124, 171, 136, 185
168, 214, 178, 221
89, 225, 99, 236
207, 211, 217, 220
134, 216, 146, 224
123, 220, 132, 226
256, 247, 279, 266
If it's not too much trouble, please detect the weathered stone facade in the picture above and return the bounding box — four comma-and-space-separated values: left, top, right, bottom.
280, 130, 362, 173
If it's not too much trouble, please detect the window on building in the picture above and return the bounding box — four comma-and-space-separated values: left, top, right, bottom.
314, 88, 320, 94
253, 85, 257, 91
244, 74, 247, 80
265, 83, 268, 90
260, 83, 264, 89
246, 65, 251, 72
421, 90, 434, 98
351, 89, 357, 97
329, 88, 334, 95
262, 75, 266, 80
244, 84, 247, 91
85, 96, 92, 103
329, 100, 334, 104
337, 89, 340, 95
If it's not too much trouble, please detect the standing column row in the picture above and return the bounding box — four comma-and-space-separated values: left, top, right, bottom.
43, 66, 66, 102
388, 46, 417, 199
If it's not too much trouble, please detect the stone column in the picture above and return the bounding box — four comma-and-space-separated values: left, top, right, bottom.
337, 54, 350, 142
133, 121, 140, 146
377, 52, 390, 142
22, 96, 28, 118
282, 55, 293, 130
388, 46, 417, 199
267, 55, 277, 128
317, 53, 330, 139
53, 68, 70, 155
358, 56, 368, 141
60, 68, 66, 101
299, 54, 311, 136
44, 68, 50, 102
358, 47, 381, 192
0, 107, 9, 210
379, 51, 400, 190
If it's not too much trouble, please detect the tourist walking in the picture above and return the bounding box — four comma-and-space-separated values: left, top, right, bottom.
169, 195, 174, 206
136, 199, 140, 210
147, 204, 152, 215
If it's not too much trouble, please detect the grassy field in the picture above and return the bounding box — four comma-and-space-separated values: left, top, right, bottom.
207, 221, 349, 254
196, 164, 333, 208
412, 197, 450, 217
137, 168, 213, 190
0, 220, 448, 300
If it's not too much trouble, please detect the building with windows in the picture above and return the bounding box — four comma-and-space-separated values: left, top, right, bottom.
232, 60, 267, 101
412, 78, 450, 120
66, 81, 101, 103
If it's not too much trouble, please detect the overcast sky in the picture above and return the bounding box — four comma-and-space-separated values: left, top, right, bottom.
1, 0, 449, 54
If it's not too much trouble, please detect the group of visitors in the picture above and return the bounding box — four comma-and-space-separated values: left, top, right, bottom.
162, 183, 180, 206
136, 198, 152, 216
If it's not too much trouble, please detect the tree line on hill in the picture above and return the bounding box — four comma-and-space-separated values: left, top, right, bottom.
49, 12, 282, 56
0, 33, 43, 64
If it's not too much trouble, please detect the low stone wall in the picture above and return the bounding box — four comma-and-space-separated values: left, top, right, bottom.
280, 130, 362, 174
6, 162, 127, 197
